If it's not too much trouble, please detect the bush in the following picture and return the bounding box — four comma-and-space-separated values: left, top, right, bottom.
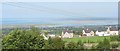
110, 36, 120, 41
65, 40, 84, 49
111, 43, 119, 49
96, 38, 110, 49
43, 37, 65, 49
65, 42, 77, 49
91, 45, 96, 49
76, 40, 84, 49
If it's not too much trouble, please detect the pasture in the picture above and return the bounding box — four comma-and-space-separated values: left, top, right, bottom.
63, 36, 111, 43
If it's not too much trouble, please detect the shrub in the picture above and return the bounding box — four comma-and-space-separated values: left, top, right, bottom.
111, 43, 119, 49
76, 40, 84, 49
65, 42, 77, 49
43, 37, 65, 49
110, 36, 120, 41
96, 38, 110, 49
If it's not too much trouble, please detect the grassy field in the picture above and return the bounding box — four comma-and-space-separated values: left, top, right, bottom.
63, 36, 111, 43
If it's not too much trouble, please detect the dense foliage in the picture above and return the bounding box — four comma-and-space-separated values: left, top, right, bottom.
65, 40, 84, 49
65, 42, 77, 49
96, 38, 110, 49
110, 36, 120, 41
2, 27, 45, 49
43, 37, 65, 49
111, 43, 119, 49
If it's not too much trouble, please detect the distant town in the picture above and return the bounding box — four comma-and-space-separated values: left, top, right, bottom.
2, 24, 119, 40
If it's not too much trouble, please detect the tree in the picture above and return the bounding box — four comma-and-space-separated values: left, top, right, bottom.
43, 37, 65, 49
2, 27, 45, 49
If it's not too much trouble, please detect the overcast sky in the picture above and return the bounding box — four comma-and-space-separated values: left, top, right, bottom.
1, 0, 120, 2
1, 2, 118, 25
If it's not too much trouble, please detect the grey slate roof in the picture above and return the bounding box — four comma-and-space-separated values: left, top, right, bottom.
110, 27, 118, 31
84, 29, 92, 33
63, 30, 73, 34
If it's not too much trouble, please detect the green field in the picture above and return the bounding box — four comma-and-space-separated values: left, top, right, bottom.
63, 36, 111, 43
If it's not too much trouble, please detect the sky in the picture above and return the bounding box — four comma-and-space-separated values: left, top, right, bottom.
1, 0, 120, 2
1, 2, 118, 25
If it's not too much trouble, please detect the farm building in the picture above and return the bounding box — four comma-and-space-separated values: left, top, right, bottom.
82, 28, 94, 36
61, 30, 73, 38
96, 27, 118, 36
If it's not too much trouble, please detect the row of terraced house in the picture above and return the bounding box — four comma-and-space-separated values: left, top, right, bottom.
61, 26, 119, 38
42, 26, 119, 39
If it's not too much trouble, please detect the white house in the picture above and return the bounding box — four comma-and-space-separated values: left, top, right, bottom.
96, 31, 105, 36
96, 27, 118, 36
61, 30, 73, 38
41, 33, 48, 40
48, 34, 55, 37
41, 32, 56, 40
107, 27, 118, 35
47, 32, 55, 38
82, 28, 94, 36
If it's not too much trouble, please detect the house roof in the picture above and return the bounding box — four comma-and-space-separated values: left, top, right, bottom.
97, 28, 107, 32
110, 27, 118, 31
48, 32, 54, 34
84, 28, 92, 33
63, 30, 73, 34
